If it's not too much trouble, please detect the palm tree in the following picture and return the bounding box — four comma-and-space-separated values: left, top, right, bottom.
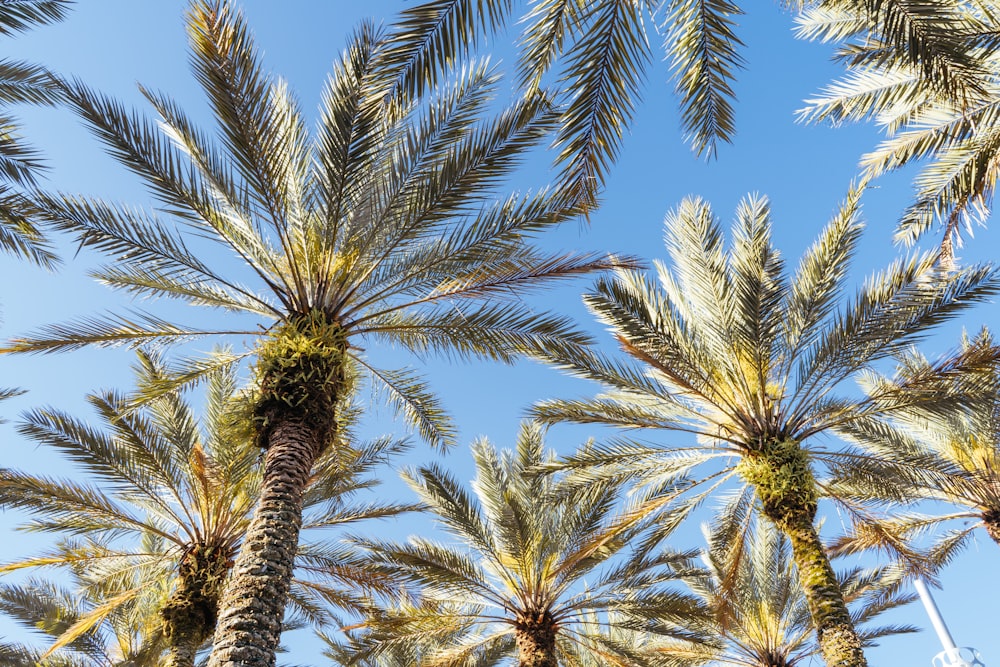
659, 490, 918, 667
797, 1, 1000, 257
0, 350, 412, 667
3, 1, 625, 663
0, 0, 71, 268
528, 187, 1000, 667
384, 0, 987, 208
827, 330, 1000, 565
352, 422, 708, 667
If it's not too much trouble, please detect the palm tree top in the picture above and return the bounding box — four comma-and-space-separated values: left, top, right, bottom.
353, 421, 708, 666
532, 186, 1000, 455
4, 0, 631, 448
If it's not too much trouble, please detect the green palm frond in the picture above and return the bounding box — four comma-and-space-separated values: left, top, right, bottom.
832, 329, 1000, 571
664, 0, 744, 158
798, 1, 1000, 248
353, 422, 708, 666
528, 189, 997, 666
0, 1, 70, 268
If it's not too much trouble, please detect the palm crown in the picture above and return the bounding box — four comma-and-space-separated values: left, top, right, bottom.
354, 422, 707, 667
829, 332, 1000, 567
529, 187, 999, 666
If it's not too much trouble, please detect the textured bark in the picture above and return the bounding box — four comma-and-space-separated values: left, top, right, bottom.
514, 610, 557, 667
783, 519, 867, 667
982, 508, 1000, 546
206, 417, 324, 667
741, 440, 868, 667
162, 543, 232, 667
165, 641, 199, 667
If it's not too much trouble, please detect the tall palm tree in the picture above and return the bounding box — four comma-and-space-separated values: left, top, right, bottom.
3, 1, 625, 663
0, 0, 71, 268
0, 350, 412, 667
353, 422, 708, 667
659, 491, 918, 667
528, 187, 1000, 667
797, 0, 1000, 257
827, 331, 1000, 564
384, 0, 988, 208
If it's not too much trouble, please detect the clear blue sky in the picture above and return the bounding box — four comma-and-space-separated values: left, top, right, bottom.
2, 1, 998, 665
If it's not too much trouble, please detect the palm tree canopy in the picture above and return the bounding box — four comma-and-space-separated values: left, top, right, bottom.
352, 422, 709, 667
829, 329, 1000, 567
4, 0, 627, 450
0, 349, 412, 662
532, 186, 998, 466
381, 0, 988, 209
797, 0, 1000, 253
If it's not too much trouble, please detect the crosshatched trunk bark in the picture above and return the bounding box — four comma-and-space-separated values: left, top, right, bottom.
981, 508, 1000, 546
165, 642, 199, 667
514, 611, 558, 667
206, 417, 324, 667
741, 439, 869, 667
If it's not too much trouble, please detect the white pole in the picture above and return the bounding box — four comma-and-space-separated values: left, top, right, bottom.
915, 578, 960, 654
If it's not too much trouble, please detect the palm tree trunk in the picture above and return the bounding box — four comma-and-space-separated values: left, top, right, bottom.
165, 642, 199, 667
162, 543, 233, 667
982, 508, 1000, 546
741, 440, 868, 667
782, 516, 867, 667
208, 314, 346, 667
514, 609, 557, 667
207, 417, 324, 667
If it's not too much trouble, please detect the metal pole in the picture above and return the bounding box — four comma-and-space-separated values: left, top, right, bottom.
915, 578, 960, 654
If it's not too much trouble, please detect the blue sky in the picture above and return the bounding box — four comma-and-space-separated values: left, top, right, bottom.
2, 1, 999, 665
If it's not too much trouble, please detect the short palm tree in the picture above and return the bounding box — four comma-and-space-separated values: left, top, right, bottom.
0, 350, 412, 667
0, 0, 71, 268
4, 1, 624, 664
662, 490, 917, 667
828, 331, 1000, 563
354, 422, 708, 667
529, 187, 1000, 667
385, 0, 987, 207
797, 1, 1000, 255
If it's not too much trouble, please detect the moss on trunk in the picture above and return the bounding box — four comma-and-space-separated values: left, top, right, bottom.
514, 609, 558, 667
161, 543, 234, 667
207, 314, 348, 667
738, 439, 868, 667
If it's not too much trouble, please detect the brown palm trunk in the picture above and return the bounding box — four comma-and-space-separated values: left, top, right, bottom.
514, 618, 557, 667
741, 440, 868, 667
207, 314, 346, 667
162, 544, 232, 667
982, 508, 1000, 545
165, 642, 199, 667
782, 515, 867, 667
206, 417, 324, 667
